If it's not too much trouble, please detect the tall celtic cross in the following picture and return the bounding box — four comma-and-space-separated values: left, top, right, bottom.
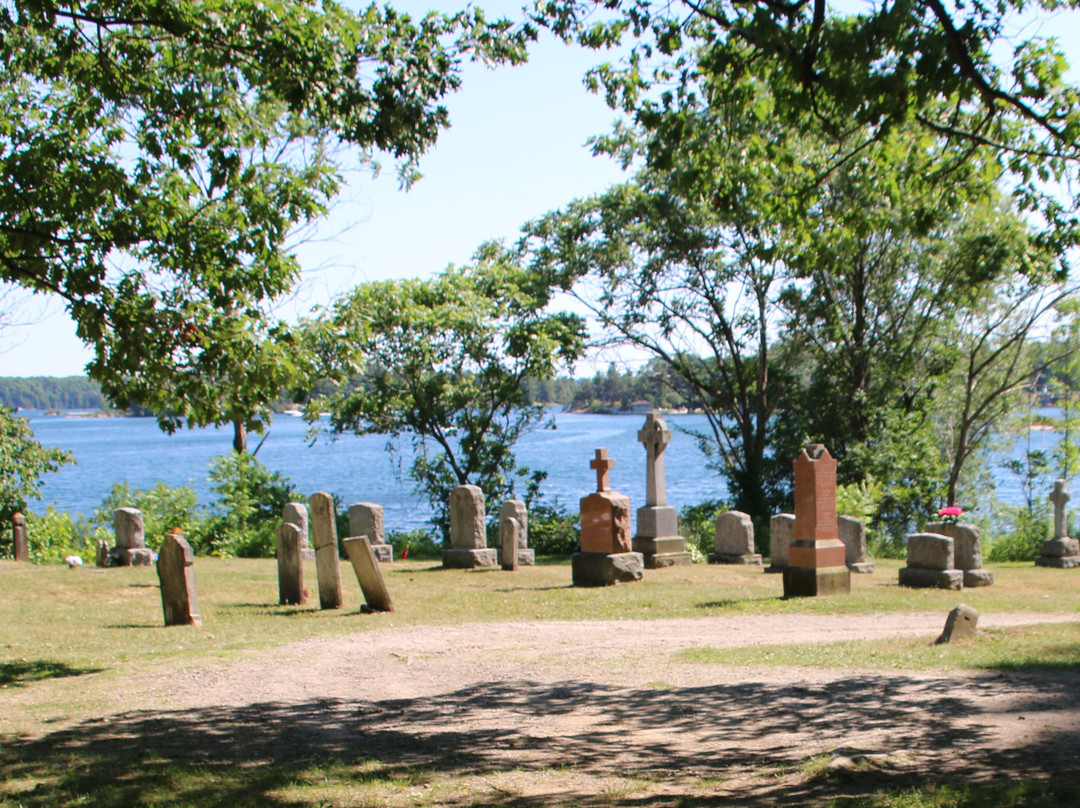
637, 412, 673, 507
1050, 479, 1071, 540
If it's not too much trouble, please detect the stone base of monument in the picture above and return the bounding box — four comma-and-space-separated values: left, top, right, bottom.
442, 548, 498, 569
371, 544, 394, 563
633, 536, 692, 568
849, 561, 875, 574
962, 569, 994, 587
708, 552, 763, 565
783, 565, 851, 597
1036, 554, 1080, 568
572, 551, 644, 586
99, 546, 154, 567
1035, 538, 1080, 568
898, 567, 963, 590
498, 547, 536, 566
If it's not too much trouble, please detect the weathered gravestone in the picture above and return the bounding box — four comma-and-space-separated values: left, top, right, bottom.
631, 413, 691, 568
838, 515, 875, 574
11, 513, 28, 562
572, 449, 644, 586
499, 499, 534, 566
349, 502, 393, 563
898, 533, 963, 590
283, 501, 315, 561
1035, 480, 1080, 569
443, 485, 498, 569
710, 510, 762, 565
308, 492, 343, 609
923, 520, 994, 587
110, 507, 154, 566
766, 513, 795, 572
935, 604, 979, 644
783, 445, 851, 597
157, 529, 201, 626
276, 522, 305, 606
343, 537, 394, 612
501, 516, 521, 571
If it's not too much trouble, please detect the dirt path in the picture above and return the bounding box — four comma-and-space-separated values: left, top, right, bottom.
74, 610, 1074, 805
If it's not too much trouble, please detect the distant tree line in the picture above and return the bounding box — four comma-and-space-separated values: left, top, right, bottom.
0, 377, 108, 411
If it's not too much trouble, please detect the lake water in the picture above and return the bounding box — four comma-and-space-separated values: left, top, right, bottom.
19, 409, 1071, 531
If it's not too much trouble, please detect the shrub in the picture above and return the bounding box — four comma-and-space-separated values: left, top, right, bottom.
988, 504, 1050, 562
679, 499, 728, 560
196, 454, 296, 557
388, 528, 443, 560
526, 500, 579, 556
23, 507, 90, 563
88, 481, 203, 550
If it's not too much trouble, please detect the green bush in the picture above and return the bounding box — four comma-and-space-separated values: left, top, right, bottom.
88, 481, 203, 550
679, 499, 728, 560
195, 454, 296, 557
988, 505, 1051, 562
527, 501, 579, 556
23, 507, 90, 563
388, 528, 443, 560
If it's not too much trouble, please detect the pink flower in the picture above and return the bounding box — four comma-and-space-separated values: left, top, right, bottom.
938, 506, 964, 518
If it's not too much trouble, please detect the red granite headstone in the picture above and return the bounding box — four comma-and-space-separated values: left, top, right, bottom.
783, 444, 851, 597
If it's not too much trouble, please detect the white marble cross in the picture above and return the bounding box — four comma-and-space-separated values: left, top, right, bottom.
1050, 479, 1071, 540
637, 412, 673, 507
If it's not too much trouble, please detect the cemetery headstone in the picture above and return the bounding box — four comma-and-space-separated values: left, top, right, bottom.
113, 507, 154, 566
631, 413, 691, 567
308, 492, 343, 609
498, 499, 534, 566
343, 536, 394, 612
766, 513, 795, 572
443, 485, 498, 568
157, 529, 201, 626
783, 445, 851, 597
11, 513, 28, 562
277, 522, 305, 606
923, 520, 994, 586
935, 603, 979, 644
501, 516, 521, 571
709, 510, 762, 565
898, 533, 963, 590
838, 515, 875, 573
1035, 480, 1080, 569
572, 448, 644, 586
283, 501, 315, 561
349, 502, 393, 562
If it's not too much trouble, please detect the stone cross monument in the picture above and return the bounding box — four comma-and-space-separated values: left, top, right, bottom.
783, 444, 851, 597
573, 448, 644, 586
1036, 479, 1080, 569
631, 413, 691, 568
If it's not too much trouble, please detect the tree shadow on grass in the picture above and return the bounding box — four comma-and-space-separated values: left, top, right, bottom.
4, 671, 1080, 807
0, 660, 104, 688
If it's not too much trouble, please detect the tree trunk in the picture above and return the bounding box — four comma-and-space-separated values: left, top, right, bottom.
232, 419, 247, 454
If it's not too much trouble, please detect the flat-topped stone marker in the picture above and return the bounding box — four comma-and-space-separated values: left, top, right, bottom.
111, 507, 154, 567
924, 520, 994, 587
277, 522, 305, 606
350, 502, 393, 563
12, 513, 28, 562
343, 536, 394, 612
838, 515, 875, 573
766, 513, 795, 572
308, 492, 343, 609
710, 510, 762, 565
899, 533, 963, 590
499, 499, 534, 566
443, 485, 498, 569
501, 516, 521, 571
783, 444, 851, 597
632, 413, 691, 568
1036, 480, 1080, 569
157, 529, 201, 626
573, 449, 643, 586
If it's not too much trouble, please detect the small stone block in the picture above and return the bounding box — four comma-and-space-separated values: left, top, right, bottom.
848, 561, 876, 574
119, 548, 154, 567
898, 567, 963, 590
571, 551, 644, 586
516, 548, 536, 566
936, 604, 978, 644
708, 552, 763, 565
644, 551, 693, 569
783, 565, 851, 597
963, 569, 994, 588
632, 536, 688, 556
441, 548, 498, 569
370, 544, 393, 563
1035, 554, 1080, 568
343, 537, 393, 612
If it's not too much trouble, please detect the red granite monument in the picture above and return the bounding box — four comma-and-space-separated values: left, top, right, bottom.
783, 444, 851, 597
572, 449, 643, 586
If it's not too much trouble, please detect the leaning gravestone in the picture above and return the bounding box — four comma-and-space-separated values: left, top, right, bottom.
766, 513, 795, 572
283, 502, 314, 561
308, 492, 343, 610
498, 499, 534, 566
631, 413, 691, 568
838, 515, 875, 574
11, 513, 28, 562
349, 502, 393, 563
112, 507, 154, 566
709, 510, 762, 565
898, 533, 963, 590
783, 445, 850, 597
277, 522, 305, 606
501, 516, 521, 571
923, 520, 993, 587
343, 537, 394, 612
935, 604, 979, 644
572, 448, 644, 586
157, 529, 201, 626
443, 485, 498, 569
1035, 480, 1080, 569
